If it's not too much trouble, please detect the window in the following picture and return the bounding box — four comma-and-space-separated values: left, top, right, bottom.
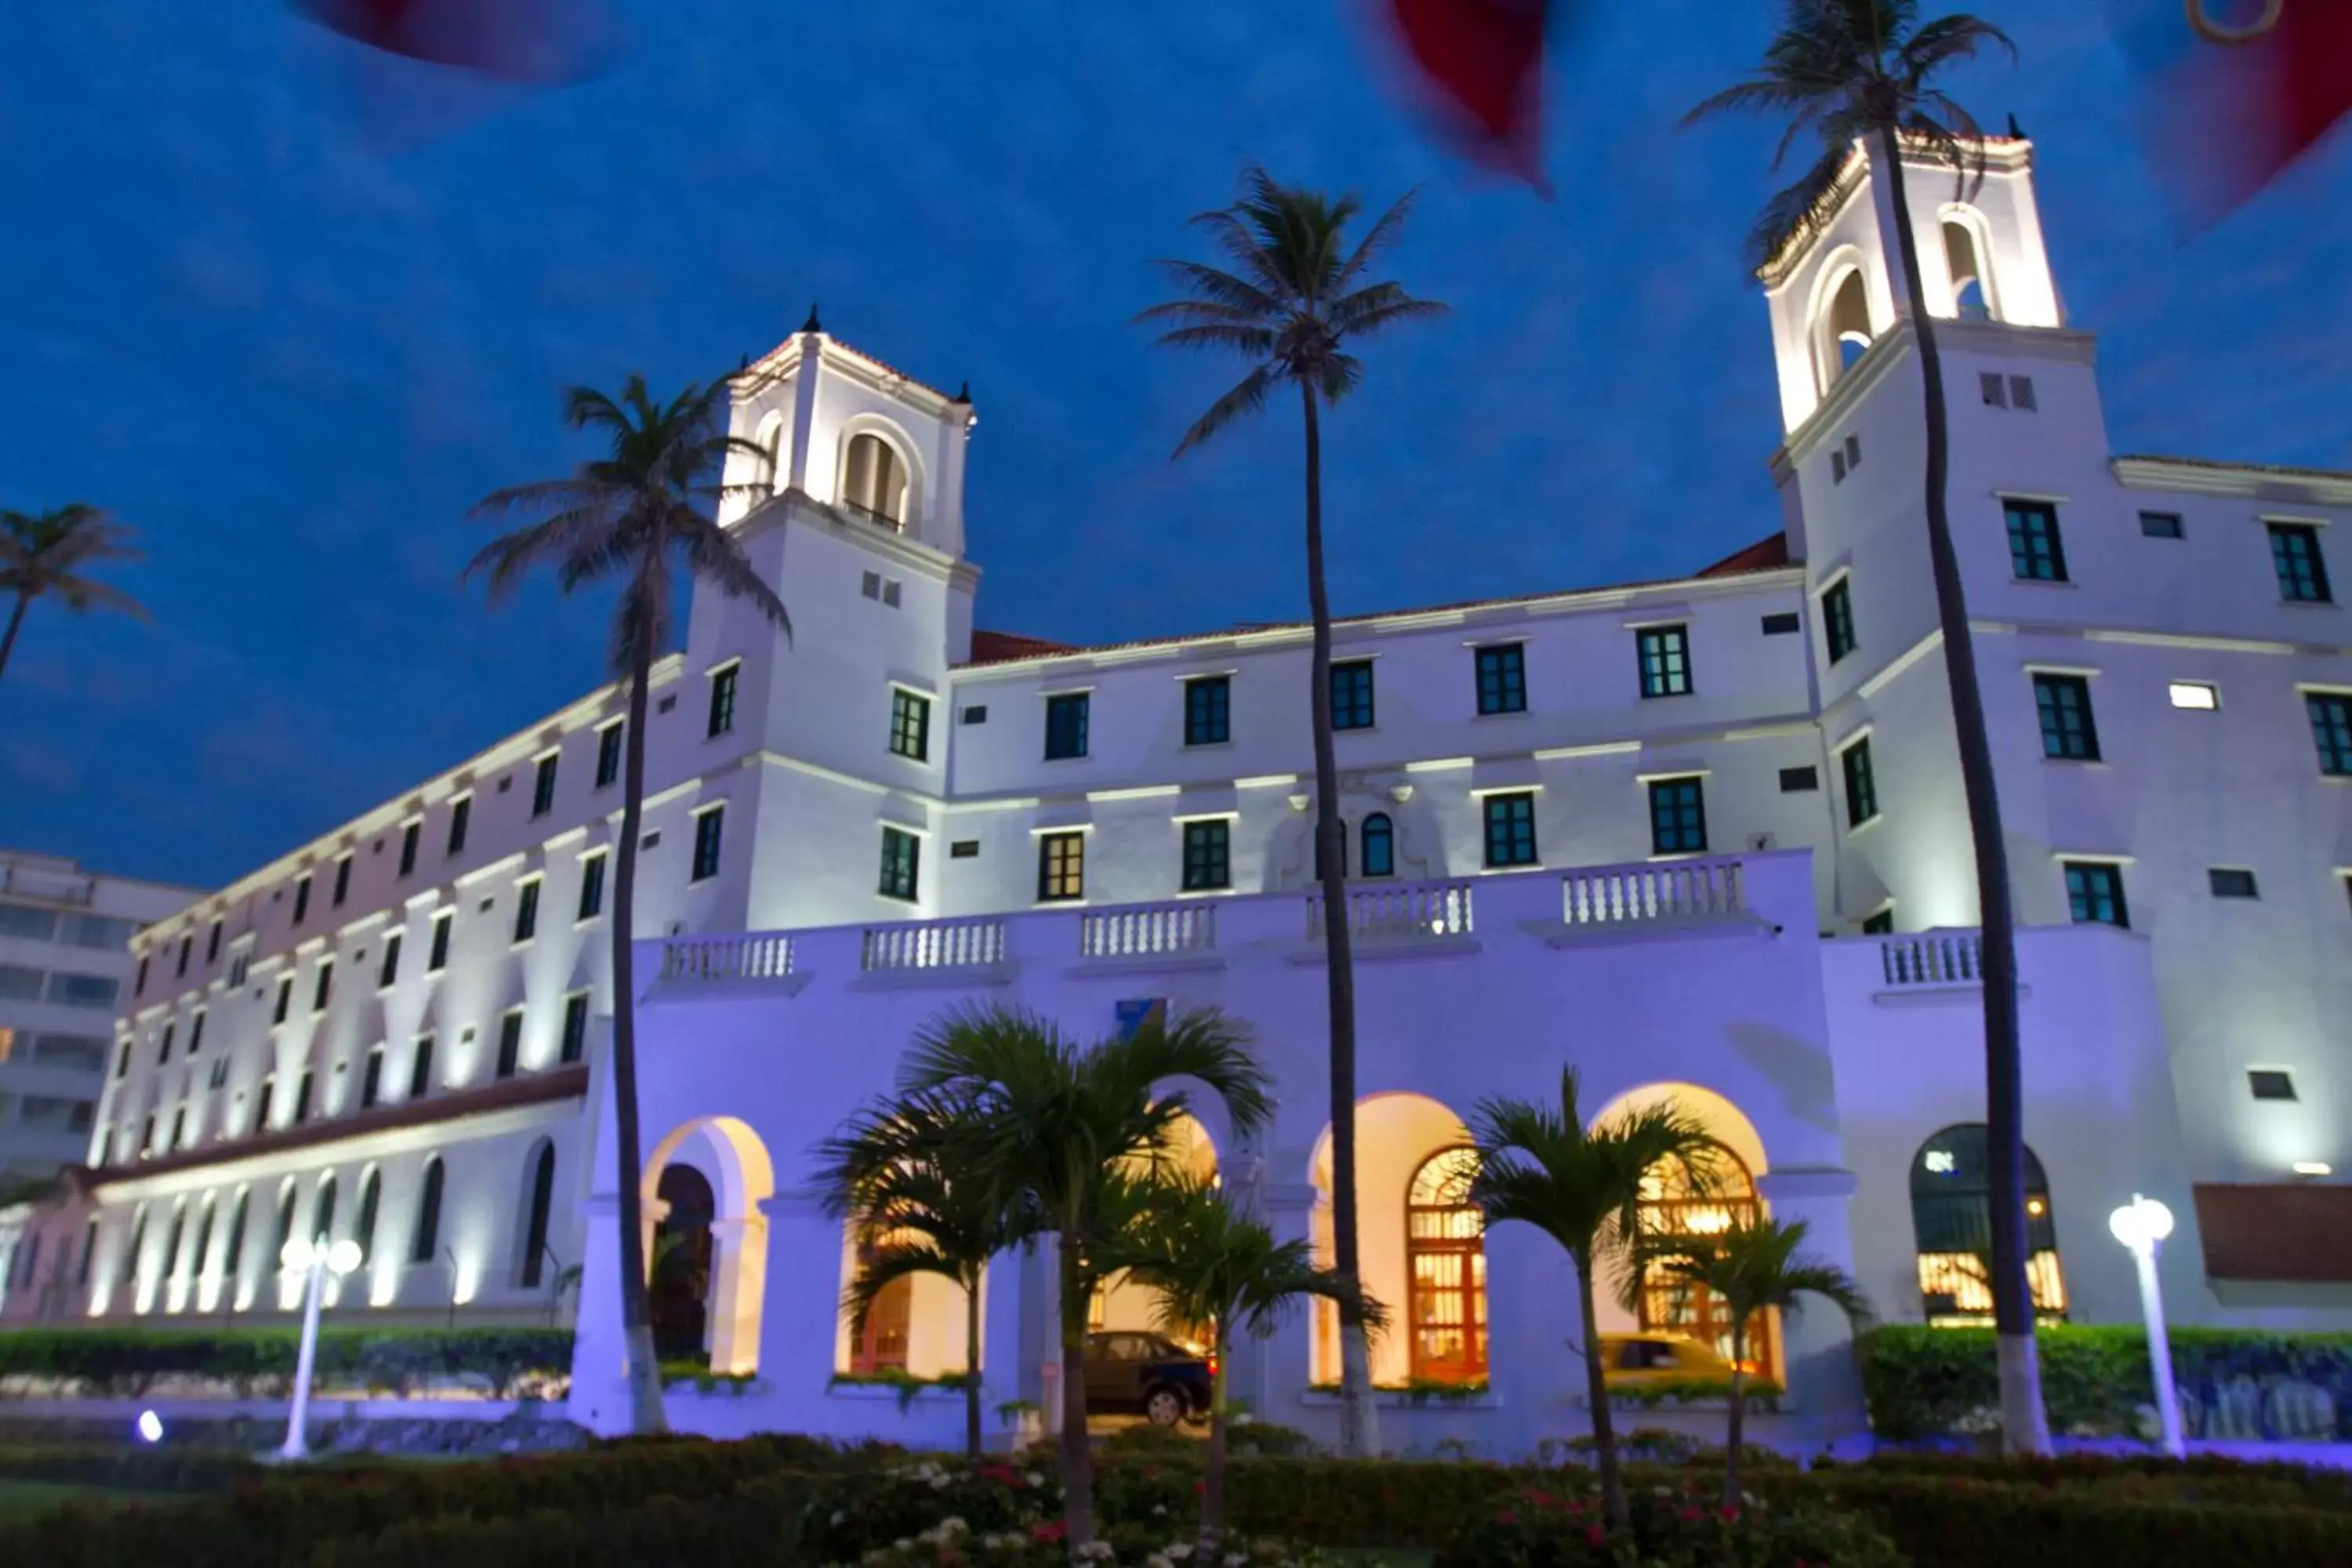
1759, 612, 1800, 637
1180, 820, 1230, 891
331, 854, 352, 909
1911, 1126, 2065, 1323
446, 796, 471, 857
2033, 673, 2100, 760
706, 663, 739, 738
515, 1144, 560, 1288
879, 827, 920, 902
577, 851, 607, 921
1862, 908, 1896, 935
1406, 1148, 1486, 1384
691, 808, 725, 882
163, 1207, 186, 1283
412, 1157, 445, 1263
354, 1169, 381, 1266
48, 971, 118, 1009
2249, 1069, 2298, 1102
428, 910, 452, 972
560, 993, 590, 1065
1475, 644, 1526, 716
513, 878, 541, 943
255, 1076, 276, 1132
2009, 375, 2036, 411
1822, 579, 1857, 664
1845, 433, 1861, 470
228, 949, 249, 987
1635, 626, 1692, 698
1842, 738, 1878, 828
291, 874, 311, 927
312, 959, 332, 1014
2209, 868, 2259, 899
408, 1036, 435, 1100
1980, 372, 2006, 408
398, 821, 421, 877
2311, 693, 2352, 775
841, 433, 907, 527
222, 1192, 246, 1285
158, 1021, 175, 1063
0, 902, 56, 942
1044, 692, 1090, 760
205, 920, 223, 964
379, 931, 401, 989
1330, 661, 1376, 730
1482, 792, 1538, 868
1361, 813, 1395, 878
1831, 448, 1847, 484
1779, 765, 1818, 793
949, 840, 979, 858
2004, 500, 2068, 582
1185, 676, 1230, 746
888, 688, 931, 761
312, 1173, 336, 1244
361, 1044, 383, 1109
2169, 681, 2219, 711
187, 1011, 205, 1054
63, 912, 133, 948
2063, 861, 2129, 928
960, 705, 988, 726
274, 975, 293, 1025
1637, 1143, 1772, 1371
2140, 511, 2184, 539
169, 1105, 186, 1151
2270, 523, 2332, 603
0, 965, 42, 1002
1648, 778, 1709, 855
133, 953, 148, 997
294, 1069, 315, 1124
496, 1010, 524, 1080
532, 753, 559, 817
1037, 832, 1084, 902
595, 722, 623, 788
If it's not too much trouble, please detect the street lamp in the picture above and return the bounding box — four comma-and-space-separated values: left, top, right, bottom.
2106, 1194, 2183, 1458
278, 1233, 362, 1461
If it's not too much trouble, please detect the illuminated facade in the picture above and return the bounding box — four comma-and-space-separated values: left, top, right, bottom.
7, 135, 2348, 1454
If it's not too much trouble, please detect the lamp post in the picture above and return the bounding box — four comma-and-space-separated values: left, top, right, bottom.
278, 1232, 362, 1462
2106, 1194, 2183, 1458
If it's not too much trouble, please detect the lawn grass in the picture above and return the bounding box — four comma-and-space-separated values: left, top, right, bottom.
0, 1478, 145, 1519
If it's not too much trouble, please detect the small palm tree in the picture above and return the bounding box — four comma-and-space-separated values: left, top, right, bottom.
898, 1003, 1272, 1549
1142, 168, 1443, 1459
0, 504, 147, 682
816, 1088, 1034, 1457
1105, 1174, 1385, 1555
1468, 1069, 1719, 1533
1686, 0, 2042, 1456
1635, 1214, 1871, 1508
469, 373, 789, 1434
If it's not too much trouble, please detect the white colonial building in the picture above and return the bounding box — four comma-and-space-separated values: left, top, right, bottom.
13, 136, 2350, 1454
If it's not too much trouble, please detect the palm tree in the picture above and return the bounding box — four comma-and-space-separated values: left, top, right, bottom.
0, 504, 147, 682
1105, 1174, 1385, 1555
1683, 0, 2042, 1456
1468, 1069, 1719, 1533
469, 373, 789, 1434
898, 1002, 1272, 1550
1142, 169, 1444, 1457
1635, 1214, 1871, 1508
815, 1087, 1034, 1457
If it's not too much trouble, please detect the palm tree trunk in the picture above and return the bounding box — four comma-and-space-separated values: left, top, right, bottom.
1057, 1233, 1097, 1547
1722, 1316, 1747, 1512
1577, 1250, 1627, 1531
964, 1268, 984, 1458
1875, 127, 2045, 1457
1301, 381, 1378, 1460
1199, 1337, 1229, 1557
0, 592, 30, 682
612, 627, 668, 1436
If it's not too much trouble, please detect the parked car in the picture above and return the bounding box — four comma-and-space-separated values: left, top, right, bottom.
1599, 1331, 1740, 1388
1082, 1330, 1212, 1425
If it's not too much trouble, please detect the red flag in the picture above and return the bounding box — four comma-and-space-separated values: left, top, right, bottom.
1384, 0, 1551, 187
296, 0, 597, 82
2131, 0, 2352, 225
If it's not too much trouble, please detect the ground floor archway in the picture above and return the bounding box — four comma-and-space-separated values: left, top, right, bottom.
642, 1116, 775, 1376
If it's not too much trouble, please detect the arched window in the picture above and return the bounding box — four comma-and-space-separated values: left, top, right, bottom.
1406, 1147, 1487, 1384
16, 1233, 38, 1289
518, 1143, 557, 1288
313, 1173, 337, 1247
841, 433, 907, 529
652, 1163, 717, 1362
1361, 814, 1395, 878
272, 1180, 297, 1269
411, 1157, 445, 1264
125, 1206, 148, 1292
1941, 218, 1996, 320
1911, 1125, 2065, 1324
1817, 269, 1874, 393
254, 1076, 275, 1134
1637, 1143, 1770, 1372
223, 1188, 249, 1285
354, 1167, 382, 1267
163, 1202, 187, 1286
753, 412, 786, 495
847, 1232, 913, 1375
190, 1196, 215, 1283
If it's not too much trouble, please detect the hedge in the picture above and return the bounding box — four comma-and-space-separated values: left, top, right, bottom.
0, 1327, 573, 1400
0, 1443, 263, 1494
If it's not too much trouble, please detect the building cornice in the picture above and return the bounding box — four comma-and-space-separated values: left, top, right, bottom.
2113, 456, 2352, 506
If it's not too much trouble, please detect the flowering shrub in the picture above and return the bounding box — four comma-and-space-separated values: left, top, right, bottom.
1434, 1475, 1904, 1568
803, 1457, 1067, 1562
848, 1516, 1341, 1568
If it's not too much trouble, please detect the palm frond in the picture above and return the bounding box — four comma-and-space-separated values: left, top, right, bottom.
1171, 365, 1277, 459
1143, 261, 1285, 321
1332, 187, 1420, 294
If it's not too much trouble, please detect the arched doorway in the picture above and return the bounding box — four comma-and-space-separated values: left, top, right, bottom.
641, 1116, 776, 1375
649, 1164, 715, 1363
1406, 1146, 1486, 1384
1091, 1110, 1218, 1337
1910, 1125, 2066, 1324
1635, 1142, 1770, 1373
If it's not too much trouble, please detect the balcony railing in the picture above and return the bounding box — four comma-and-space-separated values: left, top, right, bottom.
840, 499, 906, 535
1560, 857, 1744, 927
659, 933, 794, 984
1305, 878, 1476, 943
1081, 902, 1217, 960
1880, 932, 1983, 987
861, 916, 1007, 973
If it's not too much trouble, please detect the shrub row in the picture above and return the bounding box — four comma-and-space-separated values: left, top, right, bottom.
0, 1327, 574, 1400
1863, 1323, 2352, 1442
0, 1443, 264, 1494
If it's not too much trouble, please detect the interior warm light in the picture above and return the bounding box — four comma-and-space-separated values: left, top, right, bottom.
2293, 1161, 2333, 1177
2025, 1197, 2046, 1217
2168, 682, 2219, 710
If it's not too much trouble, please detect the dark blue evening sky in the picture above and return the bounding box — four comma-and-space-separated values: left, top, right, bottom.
2, 2, 2344, 890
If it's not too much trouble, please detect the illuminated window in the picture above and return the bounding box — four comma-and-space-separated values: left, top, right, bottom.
1910, 1125, 2064, 1325
1405, 1147, 1486, 1385
1037, 832, 1084, 902
846, 1232, 913, 1375
1638, 1143, 1772, 1373
2168, 681, 2218, 710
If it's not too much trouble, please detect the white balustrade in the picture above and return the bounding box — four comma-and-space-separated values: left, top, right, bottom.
1305, 879, 1477, 942
1081, 902, 1217, 960
659, 933, 794, 983
1880, 932, 1983, 986
1560, 858, 1745, 927
861, 916, 1007, 973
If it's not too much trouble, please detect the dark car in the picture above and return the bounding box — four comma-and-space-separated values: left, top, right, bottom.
1082, 1330, 1211, 1425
